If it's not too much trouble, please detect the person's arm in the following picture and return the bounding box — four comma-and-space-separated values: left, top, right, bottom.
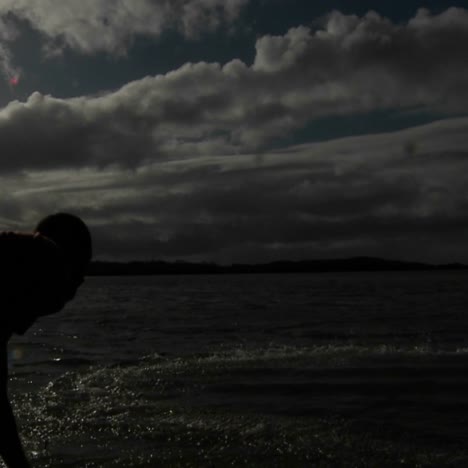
0, 394, 31, 468
0, 346, 31, 468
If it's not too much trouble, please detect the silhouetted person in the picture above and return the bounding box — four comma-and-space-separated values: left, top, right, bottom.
0, 213, 92, 467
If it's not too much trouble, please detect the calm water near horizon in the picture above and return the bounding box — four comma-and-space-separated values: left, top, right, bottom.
6, 271, 468, 467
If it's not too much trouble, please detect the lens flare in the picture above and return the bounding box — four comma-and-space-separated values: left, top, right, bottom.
12, 347, 23, 360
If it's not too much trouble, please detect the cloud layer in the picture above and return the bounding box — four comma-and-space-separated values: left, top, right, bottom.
0, 7, 467, 262
0, 8, 467, 174
0, 0, 248, 54
0, 0, 248, 80
4, 116, 468, 263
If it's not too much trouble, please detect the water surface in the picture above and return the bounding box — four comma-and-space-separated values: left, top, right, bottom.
7, 272, 468, 467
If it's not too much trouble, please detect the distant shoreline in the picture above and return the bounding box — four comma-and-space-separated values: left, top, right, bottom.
86, 257, 468, 276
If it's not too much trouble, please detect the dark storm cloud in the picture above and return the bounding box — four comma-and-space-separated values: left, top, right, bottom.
7, 115, 467, 262
0, 8, 467, 174
1, 6, 468, 262
0, 92, 158, 170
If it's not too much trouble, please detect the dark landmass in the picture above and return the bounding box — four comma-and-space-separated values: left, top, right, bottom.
87, 257, 468, 276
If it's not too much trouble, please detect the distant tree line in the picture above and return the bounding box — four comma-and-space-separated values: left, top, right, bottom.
86, 257, 468, 276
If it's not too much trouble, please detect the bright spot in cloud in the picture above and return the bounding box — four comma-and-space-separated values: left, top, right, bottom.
9, 75, 19, 86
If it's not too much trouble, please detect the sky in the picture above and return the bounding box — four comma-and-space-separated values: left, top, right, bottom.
0, 0, 467, 264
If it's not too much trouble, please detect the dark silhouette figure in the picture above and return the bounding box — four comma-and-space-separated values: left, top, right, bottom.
0, 213, 92, 467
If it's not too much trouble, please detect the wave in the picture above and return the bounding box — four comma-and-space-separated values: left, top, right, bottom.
11, 343, 468, 467
137, 343, 468, 368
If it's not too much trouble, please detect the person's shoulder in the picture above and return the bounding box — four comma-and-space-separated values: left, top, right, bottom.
0, 231, 60, 253
0, 232, 34, 263
0, 231, 65, 278
0, 231, 33, 242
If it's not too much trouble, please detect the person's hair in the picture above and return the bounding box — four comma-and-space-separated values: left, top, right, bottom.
35, 213, 92, 270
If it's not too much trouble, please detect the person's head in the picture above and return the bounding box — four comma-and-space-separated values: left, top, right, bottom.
35, 213, 92, 286
1, 214, 92, 339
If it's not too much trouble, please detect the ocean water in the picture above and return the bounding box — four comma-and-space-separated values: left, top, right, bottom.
5, 272, 468, 467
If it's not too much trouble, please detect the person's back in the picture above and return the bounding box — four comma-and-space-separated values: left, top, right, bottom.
0, 213, 92, 467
